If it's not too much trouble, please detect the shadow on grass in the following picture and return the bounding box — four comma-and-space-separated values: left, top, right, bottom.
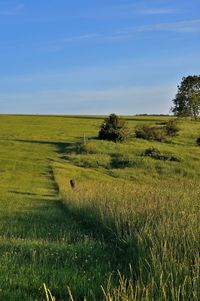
13, 139, 148, 260
61, 201, 151, 283
14, 139, 71, 155
5, 138, 148, 299
8, 190, 55, 198
14, 139, 149, 272
0, 196, 133, 300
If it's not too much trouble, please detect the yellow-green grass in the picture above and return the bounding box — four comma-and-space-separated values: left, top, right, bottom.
0, 115, 199, 300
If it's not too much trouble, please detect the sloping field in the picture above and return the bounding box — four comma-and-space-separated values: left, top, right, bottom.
0, 115, 199, 300
0, 115, 103, 300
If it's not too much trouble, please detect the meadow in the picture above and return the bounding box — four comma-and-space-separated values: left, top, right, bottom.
0, 115, 199, 300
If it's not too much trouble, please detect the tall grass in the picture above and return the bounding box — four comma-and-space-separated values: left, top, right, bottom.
53, 160, 199, 300
51, 117, 200, 300
0, 115, 199, 300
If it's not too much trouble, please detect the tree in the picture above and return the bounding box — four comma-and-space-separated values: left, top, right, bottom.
171, 75, 200, 119
98, 113, 130, 142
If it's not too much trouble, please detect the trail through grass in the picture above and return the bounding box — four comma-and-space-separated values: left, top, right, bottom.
0, 116, 110, 300
0, 115, 199, 300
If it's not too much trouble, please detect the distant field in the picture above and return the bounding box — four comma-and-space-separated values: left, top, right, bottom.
0, 115, 199, 301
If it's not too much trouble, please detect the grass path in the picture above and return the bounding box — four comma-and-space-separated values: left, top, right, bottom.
0, 115, 199, 300
0, 116, 123, 300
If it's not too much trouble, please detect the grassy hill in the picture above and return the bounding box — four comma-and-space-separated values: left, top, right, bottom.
0, 115, 199, 300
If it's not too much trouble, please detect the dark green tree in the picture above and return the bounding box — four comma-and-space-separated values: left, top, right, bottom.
98, 113, 130, 142
171, 75, 200, 119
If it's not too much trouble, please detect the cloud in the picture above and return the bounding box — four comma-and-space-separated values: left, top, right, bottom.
140, 8, 178, 15
47, 18, 200, 50
111, 19, 200, 38
82, 3, 179, 19
0, 3, 24, 16
138, 19, 200, 33
62, 33, 101, 43
61, 31, 133, 43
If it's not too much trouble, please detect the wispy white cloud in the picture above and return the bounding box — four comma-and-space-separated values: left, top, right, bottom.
2, 17, 198, 53
140, 8, 178, 15
0, 3, 24, 16
109, 19, 200, 38
138, 19, 200, 33
82, 3, 179, 19
48, 18, 200, 50
59, 31, 134, 44
62, 33, 101, 43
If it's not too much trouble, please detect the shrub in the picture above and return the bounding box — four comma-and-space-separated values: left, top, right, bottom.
165, 120, 180, 136
141, 147, 181, 162
196, 137, 200, 145
111, 154, 144, 169
135, 125, 166, 141
98, 114, 130, 142
142, 147, 161, 159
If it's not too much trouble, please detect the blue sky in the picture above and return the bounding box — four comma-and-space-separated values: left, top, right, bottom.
0, 0, 200, 115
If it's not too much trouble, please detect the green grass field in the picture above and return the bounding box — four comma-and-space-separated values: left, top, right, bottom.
0, 115, 199, 300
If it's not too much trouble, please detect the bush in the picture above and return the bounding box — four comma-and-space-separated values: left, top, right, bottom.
111, 154, 144, 169
142, 147, 161, 159
98, 114, 130, 142
142, 147, 181, 162
165, 120, 180, 136
135, 125, 166, 141
196, 137, 200, 145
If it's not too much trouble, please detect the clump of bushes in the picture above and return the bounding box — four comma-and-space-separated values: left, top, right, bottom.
142, 147, 161, 158
135, 119, 180, 141
111, 154, 144, 169
135, 125, 166, 141
141, 147, 181, 162
165, 119, 180, 136
98, 114, 130, 142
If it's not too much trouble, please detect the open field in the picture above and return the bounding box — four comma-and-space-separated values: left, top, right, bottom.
0, 115, 199, 300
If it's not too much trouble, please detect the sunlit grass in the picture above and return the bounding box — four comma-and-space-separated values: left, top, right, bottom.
0, 115, 199, 300
53, 117, 200, 300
